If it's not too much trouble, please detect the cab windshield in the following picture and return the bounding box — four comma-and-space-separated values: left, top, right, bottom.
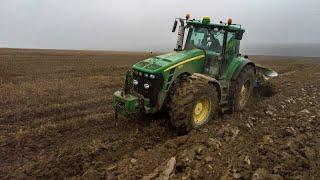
184, 27, 224, 54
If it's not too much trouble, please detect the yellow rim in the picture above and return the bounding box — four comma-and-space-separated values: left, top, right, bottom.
239, 80, 250, 107
193, 97, 211, 125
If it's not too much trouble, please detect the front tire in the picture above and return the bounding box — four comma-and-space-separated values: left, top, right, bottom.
169, 77, 219, 133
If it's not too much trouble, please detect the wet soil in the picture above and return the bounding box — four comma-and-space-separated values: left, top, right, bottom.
1, 49, 319, 179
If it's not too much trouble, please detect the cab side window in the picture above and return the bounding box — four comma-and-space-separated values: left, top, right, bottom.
225, 32, 240, 58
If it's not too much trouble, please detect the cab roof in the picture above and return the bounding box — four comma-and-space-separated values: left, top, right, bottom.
186, 19, 245, 33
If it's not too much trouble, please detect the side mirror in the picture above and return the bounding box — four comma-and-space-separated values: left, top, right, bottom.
235, 30, 244, 40
172, 20, 178, 32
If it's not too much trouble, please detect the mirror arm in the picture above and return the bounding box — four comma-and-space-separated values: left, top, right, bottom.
172, 20, 178, 32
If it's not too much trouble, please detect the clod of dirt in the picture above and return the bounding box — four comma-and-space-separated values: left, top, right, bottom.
265, 110, 274, 117
244, 155, 251, 165
251, 168, 283, 180
143, 157, 176, 180
130, 158, 138, 164
233, 172, 242, 179
81, 168, 103, 179
177, 149, 195, 165
299, 109, 310, 114
217, 125, 240, 141
194, 144, 206, 155
106, 164, 117, 171
278, 127, 296, 138
246, 120, 254, 129
204, 156, 213, 163
289, 112, 296, 117
161, 157, 176, 179
201, 128, 209, 133
205, 138, 222, 149
262, 135, 274, 144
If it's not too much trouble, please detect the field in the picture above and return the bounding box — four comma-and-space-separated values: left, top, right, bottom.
1, 48, 320, 179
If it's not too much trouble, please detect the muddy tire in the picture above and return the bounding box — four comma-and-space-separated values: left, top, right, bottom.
230, 65, 255, 112
169, 76, 219, 133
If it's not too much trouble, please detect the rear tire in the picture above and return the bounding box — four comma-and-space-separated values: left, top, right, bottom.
230, 65, 255, 112
169, 76, 219, 133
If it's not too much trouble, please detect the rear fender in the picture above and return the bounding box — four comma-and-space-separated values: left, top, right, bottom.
231, 60, 256, 81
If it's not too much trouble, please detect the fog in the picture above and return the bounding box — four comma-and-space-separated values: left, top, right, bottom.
1, 0, 319, 56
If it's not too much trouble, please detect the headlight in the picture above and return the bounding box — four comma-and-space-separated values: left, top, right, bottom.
144, 73, 149, 78
150, 74, 155, 79
144, 83, 150, 89
133, 79, 138, 85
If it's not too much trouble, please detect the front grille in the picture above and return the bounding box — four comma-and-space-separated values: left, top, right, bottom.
132, 70, 164, 107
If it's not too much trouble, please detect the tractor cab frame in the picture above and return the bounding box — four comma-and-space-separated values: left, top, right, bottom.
174, 18, 245, 79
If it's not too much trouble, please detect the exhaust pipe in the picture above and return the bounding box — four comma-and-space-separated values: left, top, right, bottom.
174, 19, 185, 51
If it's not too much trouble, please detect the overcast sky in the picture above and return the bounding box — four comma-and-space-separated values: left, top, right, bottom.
0, 0, 319, 52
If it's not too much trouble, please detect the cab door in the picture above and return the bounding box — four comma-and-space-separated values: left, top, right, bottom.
224, 32, 240, 64
203, 29, 225, 78
217, 31, 240, 77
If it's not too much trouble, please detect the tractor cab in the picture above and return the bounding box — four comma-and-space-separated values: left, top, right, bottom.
173, 16, 244, 79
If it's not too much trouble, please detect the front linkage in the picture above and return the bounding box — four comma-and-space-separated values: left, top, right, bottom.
113, 70, 146, 118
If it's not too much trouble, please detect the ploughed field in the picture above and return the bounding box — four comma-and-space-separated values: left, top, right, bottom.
0, 48, 320, 179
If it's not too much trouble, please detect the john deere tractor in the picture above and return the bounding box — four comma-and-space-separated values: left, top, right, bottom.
113, 15, 277, 132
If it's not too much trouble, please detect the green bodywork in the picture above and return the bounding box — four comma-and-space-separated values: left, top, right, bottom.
113, 91, 139, 115
113, 18, 255, 116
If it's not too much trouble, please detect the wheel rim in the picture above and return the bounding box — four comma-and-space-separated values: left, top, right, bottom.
239, 80, 251, 108
193, 97, 211, 125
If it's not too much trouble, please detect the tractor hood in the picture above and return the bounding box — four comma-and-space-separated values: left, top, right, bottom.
132, 49, 204, 73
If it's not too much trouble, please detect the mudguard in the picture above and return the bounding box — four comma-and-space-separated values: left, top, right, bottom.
231, 59, 256, 80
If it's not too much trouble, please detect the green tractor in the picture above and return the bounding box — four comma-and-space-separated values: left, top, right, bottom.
113, 15, 277, 132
